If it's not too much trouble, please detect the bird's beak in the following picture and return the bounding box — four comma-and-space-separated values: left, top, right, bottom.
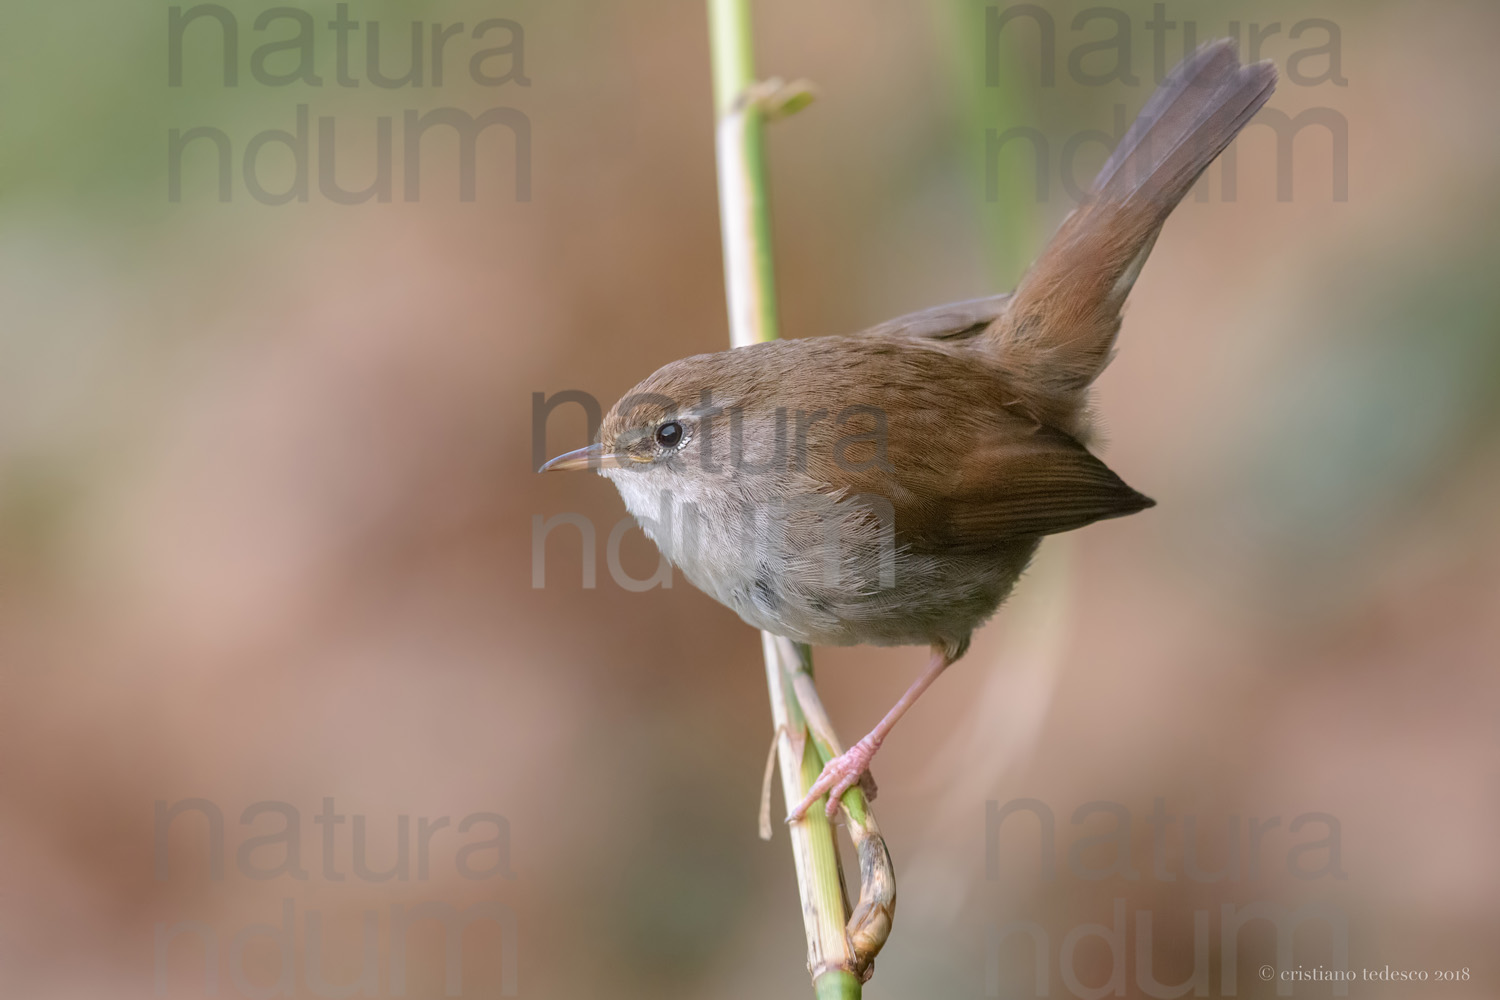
538, 444, 626, 473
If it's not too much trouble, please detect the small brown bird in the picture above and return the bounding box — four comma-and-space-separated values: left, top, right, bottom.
543, 42, 1276, 821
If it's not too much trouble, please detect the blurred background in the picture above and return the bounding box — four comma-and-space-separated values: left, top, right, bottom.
2, 0, 1497, 996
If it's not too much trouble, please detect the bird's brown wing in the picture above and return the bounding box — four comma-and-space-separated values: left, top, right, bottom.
898, 423, 1154, 554
804, 342, 1154, 555
853, 293, 1012, 342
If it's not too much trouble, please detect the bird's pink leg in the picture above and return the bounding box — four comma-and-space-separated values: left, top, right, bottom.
788, 645, 957, 822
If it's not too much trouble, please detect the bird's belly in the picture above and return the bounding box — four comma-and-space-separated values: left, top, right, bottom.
612, 478, 1039, 648
642, 491, 1039, 648
696, 544, 1039, 648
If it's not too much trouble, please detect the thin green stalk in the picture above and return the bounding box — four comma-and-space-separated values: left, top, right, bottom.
766, 635, 858, 984
782, 641, 895, 961
708, 0, 780, 347
705, 2, 888, 995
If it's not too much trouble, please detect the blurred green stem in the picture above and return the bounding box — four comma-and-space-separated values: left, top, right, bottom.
935, 0, 1040, 284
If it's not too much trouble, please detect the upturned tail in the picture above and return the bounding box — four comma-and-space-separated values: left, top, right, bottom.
987, 40, 1276, 426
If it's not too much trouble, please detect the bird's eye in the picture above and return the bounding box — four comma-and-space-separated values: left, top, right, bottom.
654, 421, 684, 448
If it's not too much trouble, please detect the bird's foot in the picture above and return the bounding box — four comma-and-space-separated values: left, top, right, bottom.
787, 735, 881, 822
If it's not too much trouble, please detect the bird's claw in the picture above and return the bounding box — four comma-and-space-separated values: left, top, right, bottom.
786, 737, 879, 823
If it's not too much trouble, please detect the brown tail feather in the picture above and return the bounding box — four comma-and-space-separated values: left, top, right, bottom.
986, 40, 1276, 426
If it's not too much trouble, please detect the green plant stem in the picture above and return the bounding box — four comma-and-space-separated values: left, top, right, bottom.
705, 2, 887, 996
782, 641, 895, 962
763, 635, 858, 986
708, 0, 780, 348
